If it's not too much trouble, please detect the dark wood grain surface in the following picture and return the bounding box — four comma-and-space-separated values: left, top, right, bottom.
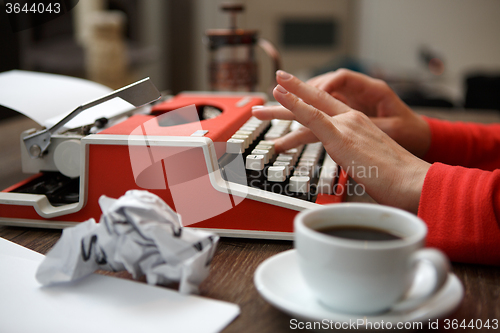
1, 111, 500, 332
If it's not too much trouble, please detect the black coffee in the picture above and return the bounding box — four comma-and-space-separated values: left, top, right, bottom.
317, 225, 402, 241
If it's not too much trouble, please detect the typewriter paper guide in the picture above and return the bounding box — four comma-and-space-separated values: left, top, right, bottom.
0, 70, 135, 131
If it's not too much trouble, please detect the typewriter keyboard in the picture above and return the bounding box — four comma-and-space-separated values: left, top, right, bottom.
219, 117, 340, 203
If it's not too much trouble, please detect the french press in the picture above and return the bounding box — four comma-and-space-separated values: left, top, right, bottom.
206, 3, 281, 92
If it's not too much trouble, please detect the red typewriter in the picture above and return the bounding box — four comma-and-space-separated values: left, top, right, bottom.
0, 84, 347, 239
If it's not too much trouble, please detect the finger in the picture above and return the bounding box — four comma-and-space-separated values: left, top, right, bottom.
305, 70, 351, 92
273, 84, 340, 148
305, 72, 331, 86
273, 127, 318, 153
306, 72, 354, 110
306, 70, 389, 114
314, 69, 370, 94
251, 105, 296, 121
313, 70, 390, 113
276, 70, 351, 116
330, 92, 349, 105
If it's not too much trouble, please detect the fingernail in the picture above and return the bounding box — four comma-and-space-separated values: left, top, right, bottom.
274, 84, 288, 95
276, 70, 292, 80
252, 105, 264, 109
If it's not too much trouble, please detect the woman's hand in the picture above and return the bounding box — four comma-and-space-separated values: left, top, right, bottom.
263, 70, 430, 213
252, 69, 431, 158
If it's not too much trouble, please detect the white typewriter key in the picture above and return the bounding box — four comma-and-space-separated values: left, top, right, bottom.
276, 154, 294, 163
239, 127, 259, 141
318, 154, 338, 194
293, 169, 310, 177
231, 134, 250, 149
300, 156, 318, 164
274, 126, 288, 135
302, 150, 320, 157
273, 161, 291, 176
236, 130, 256, 144
259, 140, 276, 147
241, 123, 259, 129
246, 155, 265, 170
274, 120, 292, 127
298, 159, 315, 166
248, 118, 267, 128
278, 153, 298, 164
295, 163, 313, 174
300, 154, 319, 164
235, 130, 253, 138
285, 149, 300, 163
258, 141, 276, 155
226, 139, 245, 154
260, 119, 271, 129
240, 123, 258, 128
255, 144, 275, 157
242, 121, 259, 128
251, 149, 270, 164
246, 119, 268, 134
246, 116, 262, 125
304, 143, 321, 149
271, 126, 286, 133
264, 132, 282, 140
267, 166, 287, 182
289, 176, 310, 193
299, 159, 315, 167
304, 148, 322, 156
298, 163, 315, 176
307, 142, 323, 149
280, 152, 297, 164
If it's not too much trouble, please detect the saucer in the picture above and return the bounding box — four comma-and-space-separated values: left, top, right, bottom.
254, 249, 463, 327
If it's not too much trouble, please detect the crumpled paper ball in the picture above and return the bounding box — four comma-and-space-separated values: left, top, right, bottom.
36, 190, 219, 294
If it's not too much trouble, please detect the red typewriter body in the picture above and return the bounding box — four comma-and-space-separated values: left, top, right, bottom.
0, 93, 347, 239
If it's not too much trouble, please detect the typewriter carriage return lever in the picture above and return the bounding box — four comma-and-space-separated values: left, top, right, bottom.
23, 77, 161, 159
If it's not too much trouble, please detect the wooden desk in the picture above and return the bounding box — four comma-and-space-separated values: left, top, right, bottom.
1, 110, 500, 332
1, 227, 500, 332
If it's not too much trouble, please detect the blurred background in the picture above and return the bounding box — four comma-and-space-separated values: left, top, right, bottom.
1, 0, 500, 120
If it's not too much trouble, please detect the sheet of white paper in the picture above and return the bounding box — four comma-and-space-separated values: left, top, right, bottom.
0, 238, 240, 333
0, 237, 44, 261
0, 70, 135, 131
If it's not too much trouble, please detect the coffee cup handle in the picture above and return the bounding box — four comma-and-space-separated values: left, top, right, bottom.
392, 248, 451, 312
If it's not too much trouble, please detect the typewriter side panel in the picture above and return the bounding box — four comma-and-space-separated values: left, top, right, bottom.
0, 133, 323, 236
0, 136, 230, 226
85, 136, 310, 235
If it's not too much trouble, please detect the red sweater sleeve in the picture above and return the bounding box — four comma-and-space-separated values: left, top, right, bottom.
419, 118, 500, 264
418, 164, 500, 265
423, 117, 500, 170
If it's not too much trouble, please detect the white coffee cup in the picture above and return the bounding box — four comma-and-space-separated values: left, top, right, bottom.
294, 203, 450, 315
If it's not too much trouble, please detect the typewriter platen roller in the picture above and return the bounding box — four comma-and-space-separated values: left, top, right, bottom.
0, 91, 347, 239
